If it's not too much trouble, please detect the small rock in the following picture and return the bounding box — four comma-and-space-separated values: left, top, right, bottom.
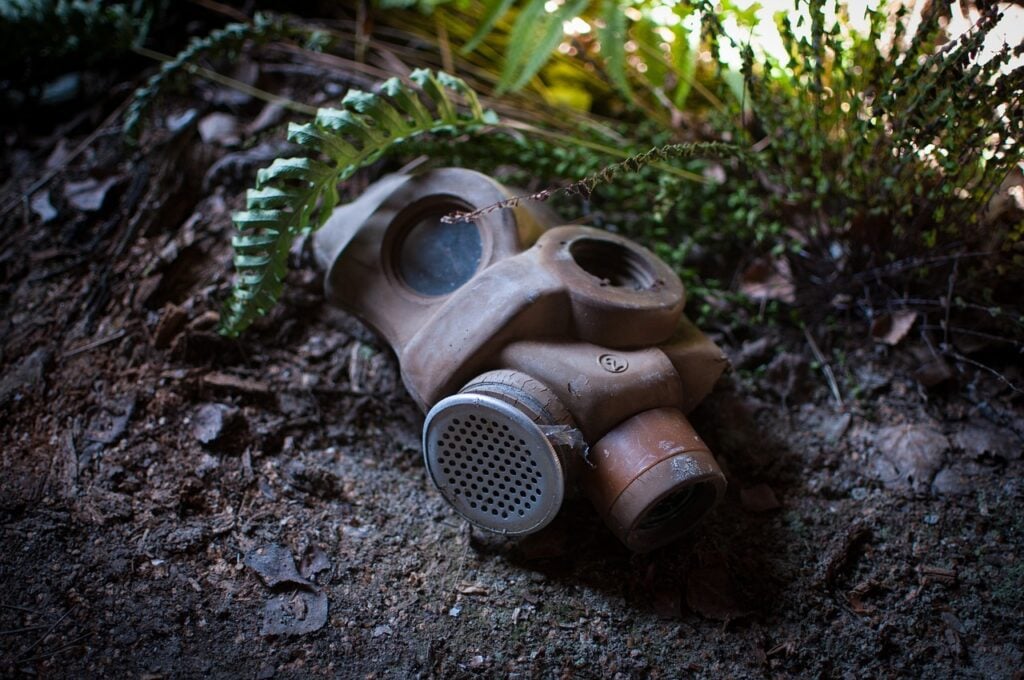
30, 190, 58, 222
824, 412, 852, 443
166, 108, 198, 134
64, 176, 118, 212
191, 403, 248, 450
372, 624, 393, 638
198, 112, 240, 146
45, 138, 71, 170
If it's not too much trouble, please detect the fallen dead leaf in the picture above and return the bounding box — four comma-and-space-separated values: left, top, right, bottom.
739, 258, 795, 303
260, 589, 328, 637
245, 544, 313, 590
872, 423, 949, 493
870, 311, 918, 346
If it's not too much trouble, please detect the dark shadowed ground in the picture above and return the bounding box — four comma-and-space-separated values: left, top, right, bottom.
2, 44, 1022, 680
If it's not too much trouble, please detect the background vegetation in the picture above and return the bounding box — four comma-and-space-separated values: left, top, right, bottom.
5, 0, 1022, 368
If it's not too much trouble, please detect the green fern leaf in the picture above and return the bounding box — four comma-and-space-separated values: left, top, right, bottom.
598, 0, 634, 103
669, 21, 698, 109
498, 0, 589, 93
219, 70, 497, 337
462, 0, 517, 54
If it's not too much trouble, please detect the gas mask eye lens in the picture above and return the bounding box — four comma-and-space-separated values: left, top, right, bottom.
397, 212, 482, 296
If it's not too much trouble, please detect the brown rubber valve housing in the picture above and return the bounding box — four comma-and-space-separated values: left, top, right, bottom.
313, 167, 729, 552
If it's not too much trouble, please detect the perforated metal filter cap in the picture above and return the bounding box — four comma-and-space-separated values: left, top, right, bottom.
423, 393, 565, 535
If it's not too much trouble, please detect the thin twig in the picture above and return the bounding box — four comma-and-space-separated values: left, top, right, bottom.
949, 350, 1024, 396
803, 326, 844, 407
186, 0, 249, 22
0, 604, 39, 613
14, 605, 76, 662
14, 632, 93, 665
919, 325, 1023, 348
62, 330, 129, 359
443, 139, 741, 222
0, 625, 49, 636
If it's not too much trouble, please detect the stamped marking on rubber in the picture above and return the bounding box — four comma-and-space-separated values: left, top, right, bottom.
598, 354, 629, 373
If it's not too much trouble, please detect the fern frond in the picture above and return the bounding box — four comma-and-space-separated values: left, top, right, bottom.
498, 0, 589, 93
462, 0, 516, 54
598, 0, 634, 104
124, 12, 286, 142
219, 70, 497, 337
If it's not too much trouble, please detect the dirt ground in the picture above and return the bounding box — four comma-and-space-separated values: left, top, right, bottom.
2, 46, 1023, 679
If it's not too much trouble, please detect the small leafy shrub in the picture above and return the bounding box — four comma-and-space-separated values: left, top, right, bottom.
701, 1, 1023, 333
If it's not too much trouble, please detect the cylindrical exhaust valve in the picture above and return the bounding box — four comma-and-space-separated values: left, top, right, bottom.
314, 168, 730, 552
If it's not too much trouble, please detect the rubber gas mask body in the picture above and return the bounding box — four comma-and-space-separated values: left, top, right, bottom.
314, 168, 728, 552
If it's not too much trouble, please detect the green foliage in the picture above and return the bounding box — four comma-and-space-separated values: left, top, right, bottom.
124, 12, 288, 142
598, 0, 634, 104
219, 70, 497, 337
703, 1, 1024, 317
418, 0, 705, 114
497, 0, 589, 92
0, 0, 162, 88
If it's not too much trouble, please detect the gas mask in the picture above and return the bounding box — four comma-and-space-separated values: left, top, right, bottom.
313, 168, 728, 552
